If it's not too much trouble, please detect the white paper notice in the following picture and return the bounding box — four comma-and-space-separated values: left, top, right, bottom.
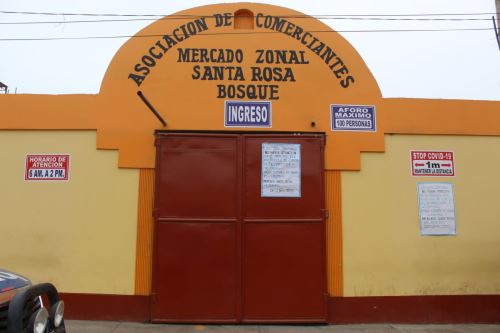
417, 182, 456, 236
261, 143, 301, 198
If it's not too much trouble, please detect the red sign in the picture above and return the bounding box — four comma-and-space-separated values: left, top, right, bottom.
25, 154, 70, 181
411, 151, 454, 177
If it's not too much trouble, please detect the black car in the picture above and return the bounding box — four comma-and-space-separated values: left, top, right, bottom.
0, 269, 65, 333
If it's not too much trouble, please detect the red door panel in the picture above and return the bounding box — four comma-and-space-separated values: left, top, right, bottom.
152, 134, 239, 322
152, 222, 238, 321
242, 135, 326, 321
243, 222, 326, 321
156, 136, 238, 219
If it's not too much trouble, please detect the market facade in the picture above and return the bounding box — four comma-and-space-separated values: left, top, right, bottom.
2, 3, 500, 323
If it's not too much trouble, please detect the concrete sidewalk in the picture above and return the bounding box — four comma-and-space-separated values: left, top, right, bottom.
65, 320, 500, 333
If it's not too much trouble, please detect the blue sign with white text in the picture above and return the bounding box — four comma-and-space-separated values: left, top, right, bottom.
225, 101, 272, 127
331, 104, 376, 132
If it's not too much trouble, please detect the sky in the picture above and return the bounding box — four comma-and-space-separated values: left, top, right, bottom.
0, 0, 499, 100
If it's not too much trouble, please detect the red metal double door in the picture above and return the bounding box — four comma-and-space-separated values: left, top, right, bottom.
152, 132, 326, 323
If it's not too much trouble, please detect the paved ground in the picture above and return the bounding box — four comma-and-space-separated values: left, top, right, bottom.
65, 321, 500, 333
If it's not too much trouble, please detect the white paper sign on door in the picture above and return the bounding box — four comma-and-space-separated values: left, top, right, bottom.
261, 143, 301, 198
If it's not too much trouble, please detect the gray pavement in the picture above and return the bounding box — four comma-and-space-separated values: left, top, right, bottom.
65, 320, 500, 333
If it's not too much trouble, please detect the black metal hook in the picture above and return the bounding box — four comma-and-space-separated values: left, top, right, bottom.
137, 90, 167, 127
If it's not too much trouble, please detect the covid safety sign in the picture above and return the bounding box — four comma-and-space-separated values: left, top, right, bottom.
25, 154, 70, 181
411, 151, 454, 177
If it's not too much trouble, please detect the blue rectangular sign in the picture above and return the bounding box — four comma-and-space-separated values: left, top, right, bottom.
224, 100, 272, 127
331, 104, 376, 132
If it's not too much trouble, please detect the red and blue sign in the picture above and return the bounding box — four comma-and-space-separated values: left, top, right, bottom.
411, 151, 455, 176
331, 104, 376, 132
224, 101, 272, 127
25, 154, 70, 181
